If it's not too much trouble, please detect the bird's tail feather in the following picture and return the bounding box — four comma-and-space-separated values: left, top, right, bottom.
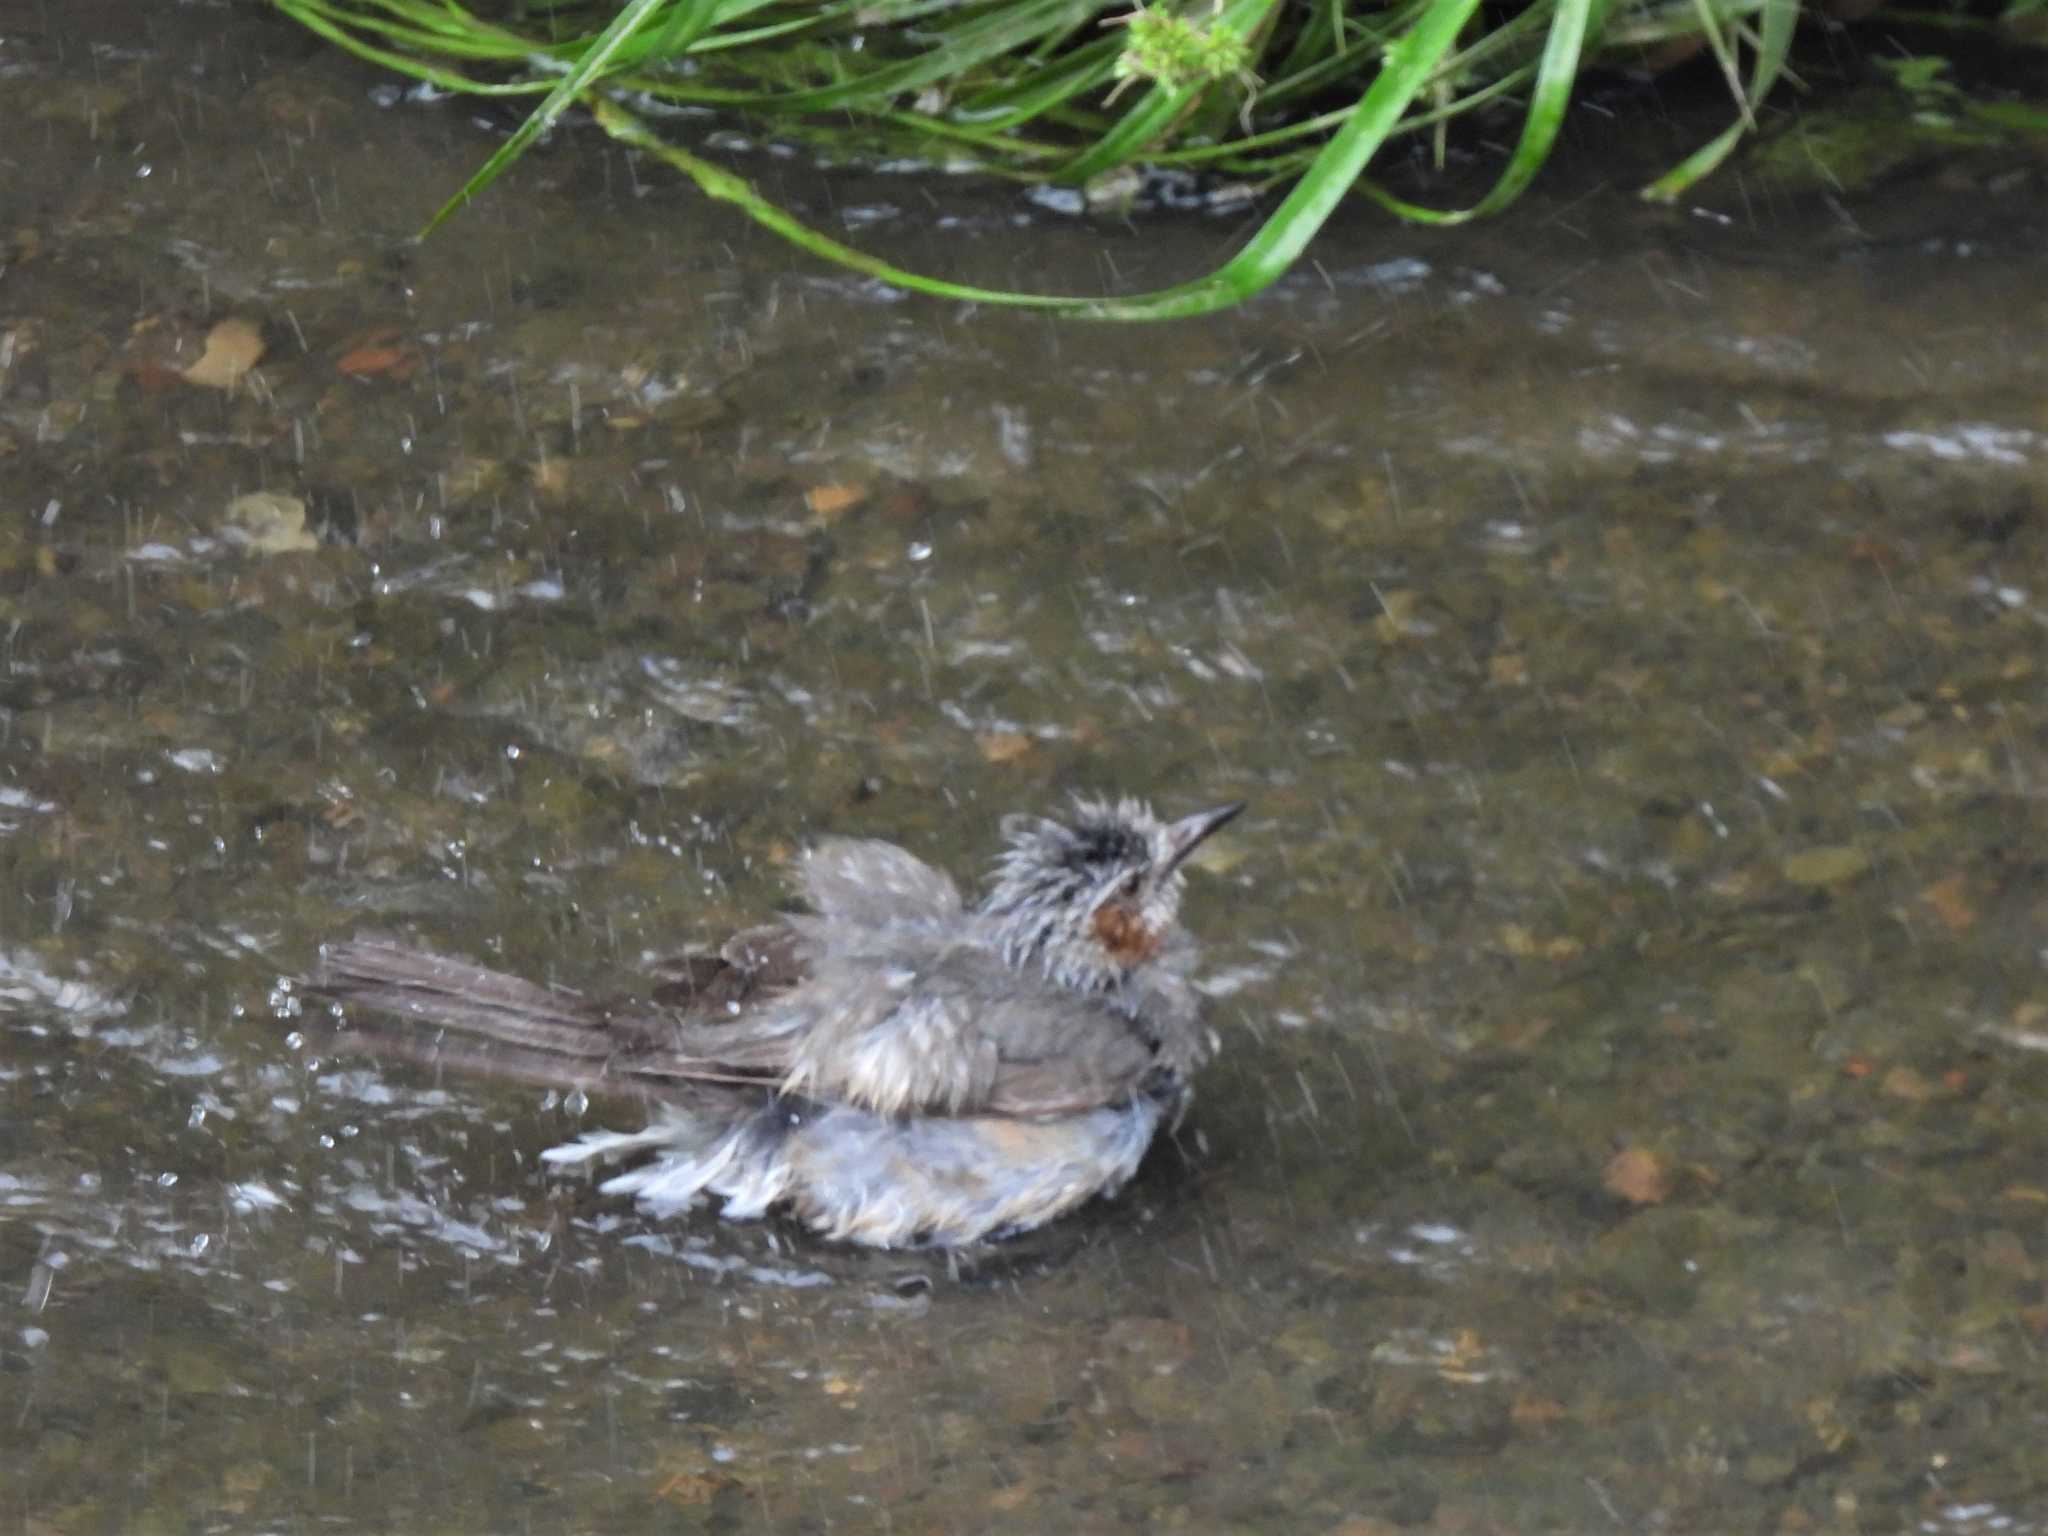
308, 938, 609, 1048
300, 935, 692, 1101
304, 937, 798, 1219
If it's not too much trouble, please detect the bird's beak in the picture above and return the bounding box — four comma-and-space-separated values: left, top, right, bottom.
1161, 801, 1245, 875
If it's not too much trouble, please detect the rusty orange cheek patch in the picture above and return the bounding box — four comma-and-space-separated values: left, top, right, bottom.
1090, 902, 1161, 964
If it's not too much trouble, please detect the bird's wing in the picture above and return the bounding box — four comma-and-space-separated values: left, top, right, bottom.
777, 942, 1159, 1118
642, 924, 806, 1010
307, 929, 1185, 1120
799, 838, 964, 928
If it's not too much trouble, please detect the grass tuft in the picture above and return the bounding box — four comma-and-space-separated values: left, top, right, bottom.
269, 0, 1931, 314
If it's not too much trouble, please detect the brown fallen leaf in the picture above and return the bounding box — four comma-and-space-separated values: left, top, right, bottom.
1438, 1327, 1487, 1373
1603, 1145, 1672, 1205
804, 482, 868, 519
337, 328, 420, 380
976, 730, 1033, 765
530, 458, 574, 497
1511, 1393, 1568, 1427
1493, 1013, 1556, 1051
221, 491, 317, 555
337, 347, 411, 378
181, 317, 265, 391
1919, 872, 1976, 935
1879, 1065, 1938, 1103
651, 1471, 725, 1507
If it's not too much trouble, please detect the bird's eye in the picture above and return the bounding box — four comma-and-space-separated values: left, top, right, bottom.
1117, 872, 1143, 900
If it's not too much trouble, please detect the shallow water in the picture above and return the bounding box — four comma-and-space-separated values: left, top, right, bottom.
4, 3, 2047, 1531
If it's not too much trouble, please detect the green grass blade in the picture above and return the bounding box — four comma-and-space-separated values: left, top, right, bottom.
272, 0, 538, 78
603, 0, 1484, 319
1687, 0, 1756, 129
1640, 0, 1796, 200
751, 1, 1096, 114
1354, 0, 1603, 224
1056, 80, 1198, 183
420, 0, 708, 235
1969, 100, 2048, 132
952, 37, 1124, 127
594, 14, 1472, 327
1638, 117, 1744, 201
1072, 0, 1488, 319
589, 98, 1083, 309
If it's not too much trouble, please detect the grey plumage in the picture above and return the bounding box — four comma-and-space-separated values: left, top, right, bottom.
300, 796, 1241, 1248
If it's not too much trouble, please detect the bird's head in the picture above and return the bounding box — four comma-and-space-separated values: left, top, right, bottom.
980, 797, 1243, 992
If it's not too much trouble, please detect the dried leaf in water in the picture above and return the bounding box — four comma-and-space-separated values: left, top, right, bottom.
181, 318, 265, 391
1510, 1393, 1568, 1427
222, 492, 317, 555
1879, 1065, 1938, 1103
804, 483, 868, 520
651, 1471, 723, 1507
1919, 872, 1976, 934
336, 328, 420, 380
1493, 1014, 1556, 1051
976, 731, 1033, 765
1602, 1145, 1672, 1205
